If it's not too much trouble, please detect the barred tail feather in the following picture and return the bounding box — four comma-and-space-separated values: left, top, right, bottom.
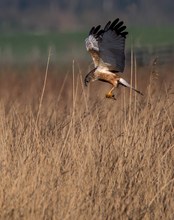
119, 78, 143, 95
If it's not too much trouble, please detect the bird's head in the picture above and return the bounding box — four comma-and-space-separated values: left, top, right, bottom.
84, 67, 97, 87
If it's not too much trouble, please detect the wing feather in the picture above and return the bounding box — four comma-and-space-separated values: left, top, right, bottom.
99, 31, 125, 72
109, 18, 119, 30
89, 27, 95, 35
85, 18, 128, 72
85, 35, 100, 67
104, 21, 111, 31
92, 25, 101, 34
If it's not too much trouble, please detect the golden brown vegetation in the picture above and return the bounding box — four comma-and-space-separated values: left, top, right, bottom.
0, 59, 174, 220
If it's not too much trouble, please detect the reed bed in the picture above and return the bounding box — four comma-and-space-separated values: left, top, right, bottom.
0, 57, 173, 219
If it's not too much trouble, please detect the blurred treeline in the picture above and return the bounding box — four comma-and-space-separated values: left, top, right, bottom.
0, 0, 173, 31
0, 0, 174, 66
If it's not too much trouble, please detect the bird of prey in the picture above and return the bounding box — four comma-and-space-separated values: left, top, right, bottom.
84, 18, 143, 99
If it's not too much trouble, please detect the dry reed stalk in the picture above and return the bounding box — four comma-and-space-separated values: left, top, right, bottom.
36, 47, 52, 126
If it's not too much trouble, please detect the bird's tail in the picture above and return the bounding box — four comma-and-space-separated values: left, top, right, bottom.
119, 78, 143, 95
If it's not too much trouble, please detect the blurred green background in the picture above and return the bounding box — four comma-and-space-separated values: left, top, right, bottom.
0, 0, 174, 65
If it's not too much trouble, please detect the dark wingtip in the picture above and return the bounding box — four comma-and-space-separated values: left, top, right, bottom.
93, 25, 101, 34
104, 21, 111, 31
117, 25, 126, 32
110, 18, 119, 29
89, 26, 95, 35
122, 31, 128, 37
88, 18, 128, 39
110, 18, 128, 38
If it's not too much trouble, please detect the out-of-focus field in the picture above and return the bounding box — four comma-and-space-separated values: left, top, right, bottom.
0, 58, 174, 219
1, 26, 174, 64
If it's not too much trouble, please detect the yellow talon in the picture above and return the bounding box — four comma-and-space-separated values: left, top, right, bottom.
105, 93, 116, 100
106, 93, 112, 98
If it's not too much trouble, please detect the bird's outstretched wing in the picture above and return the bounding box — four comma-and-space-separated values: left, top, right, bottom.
85, 18, 128, 72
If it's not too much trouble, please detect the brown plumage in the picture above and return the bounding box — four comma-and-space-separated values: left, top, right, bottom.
84, 18, 143, 99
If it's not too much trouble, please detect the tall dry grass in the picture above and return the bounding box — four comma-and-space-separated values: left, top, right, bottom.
0, 58, 174, 219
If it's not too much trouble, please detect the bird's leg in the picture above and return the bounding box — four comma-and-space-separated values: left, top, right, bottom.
105, 86, 116, 100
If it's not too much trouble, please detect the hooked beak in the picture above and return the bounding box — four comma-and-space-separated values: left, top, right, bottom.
84, 75, 90, 86
84, 67, 97, 87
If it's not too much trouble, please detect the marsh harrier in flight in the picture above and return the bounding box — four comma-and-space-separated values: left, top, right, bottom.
85, 18, 143, 99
